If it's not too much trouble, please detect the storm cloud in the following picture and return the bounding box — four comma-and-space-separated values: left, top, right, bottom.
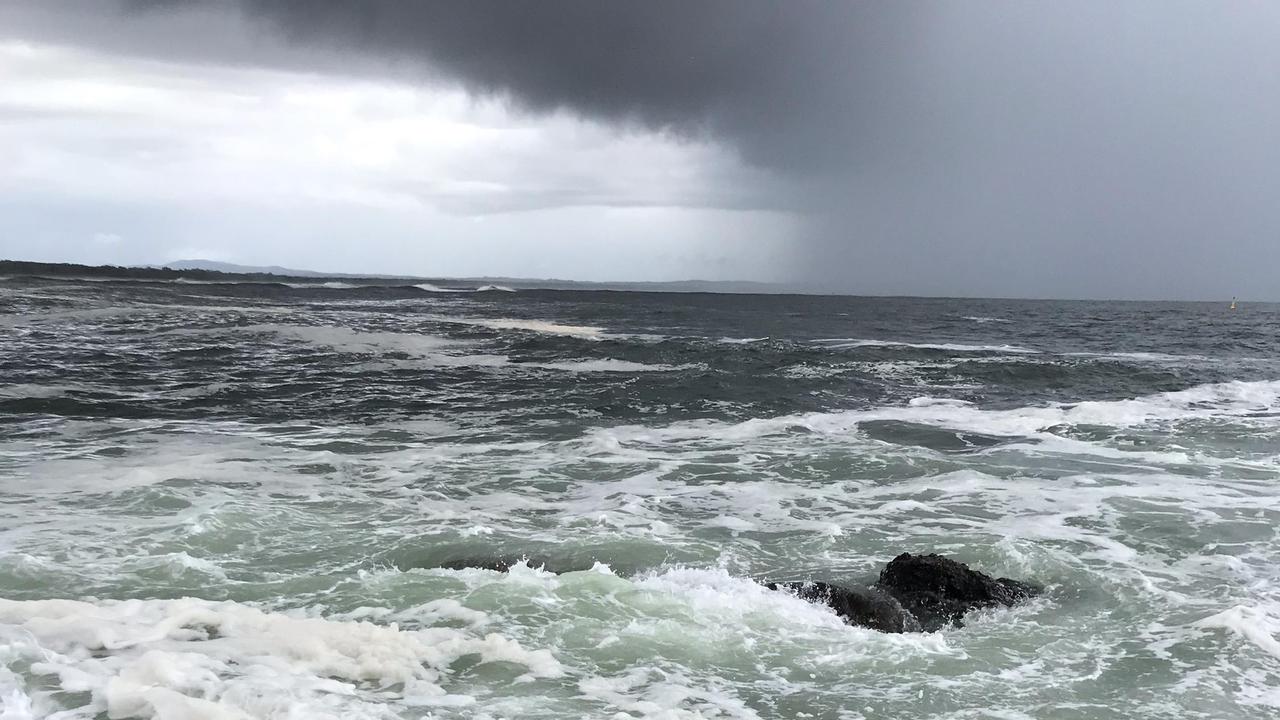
5, 1, 1280, 298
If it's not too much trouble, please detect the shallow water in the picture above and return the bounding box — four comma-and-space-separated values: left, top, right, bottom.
2, 276, 1279, 718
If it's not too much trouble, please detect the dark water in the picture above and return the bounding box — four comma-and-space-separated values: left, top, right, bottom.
3, 275, 1280, 719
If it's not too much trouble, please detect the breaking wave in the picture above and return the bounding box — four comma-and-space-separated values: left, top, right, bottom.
816, 338, 1040, 354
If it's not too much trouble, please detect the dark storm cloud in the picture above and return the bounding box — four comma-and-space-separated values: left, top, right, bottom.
16, 0, 922, 178
7, 0, 1280, 298
226, 0, 925, 177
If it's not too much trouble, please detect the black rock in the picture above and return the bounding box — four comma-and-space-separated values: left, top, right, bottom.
765, 581, 922, 633
875, 553, 1040, 631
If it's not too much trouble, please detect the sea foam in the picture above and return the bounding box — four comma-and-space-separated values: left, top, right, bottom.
0, 596, 561, 719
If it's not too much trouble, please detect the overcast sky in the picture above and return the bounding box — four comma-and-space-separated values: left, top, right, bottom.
2, 1, 1278, 298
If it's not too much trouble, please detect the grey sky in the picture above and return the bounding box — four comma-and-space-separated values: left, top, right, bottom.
2, 1, 1278, 298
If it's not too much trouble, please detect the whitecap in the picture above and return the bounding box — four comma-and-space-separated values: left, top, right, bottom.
816, 338, 1039, 354
719, 337, 770, 344
531, 359, 701, 373
412, 283, 468, 293
281, 281, 362, 289
1064, 351, 1214, 363
432, 316, 606, 338
476, 318, 602, 336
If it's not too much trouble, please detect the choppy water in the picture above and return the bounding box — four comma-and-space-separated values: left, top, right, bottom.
2, 275, 1280, 719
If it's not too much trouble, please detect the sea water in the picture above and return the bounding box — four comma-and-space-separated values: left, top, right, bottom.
2, 276, 1279, 718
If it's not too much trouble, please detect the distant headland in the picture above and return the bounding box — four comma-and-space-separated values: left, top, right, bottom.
0, 259, 793, 295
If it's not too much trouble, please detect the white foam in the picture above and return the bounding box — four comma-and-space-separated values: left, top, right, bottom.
629, 567, 957, 656
432, 316, 606, 338
412, 283, 467, 293
281, 281, 362, 289
578, 667, 764, 720
593, 379, 1280, 448
237, 324, 460, 358
475, 318, 602, 337
0, 596, 561, 719
808, 359, 972, 388
0, 661, 42, 720
719, 337, 770, 344
1064, 351, 1214, 363
475, 285, 516, 293
1194, 605, 1280, 661
136, 552, 228, 580
816, 338, 1039, 354
961, 316, 1012, 324
782, 363, 857, 379
532, 359, 700, 373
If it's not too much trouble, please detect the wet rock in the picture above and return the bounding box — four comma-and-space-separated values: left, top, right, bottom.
875, 552, 1040, 631
765, 581, 922, 633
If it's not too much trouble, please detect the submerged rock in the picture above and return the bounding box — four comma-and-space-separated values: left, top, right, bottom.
765, 581, 922, 633
431, 555, 591, 574
435, 555, 536, 573
875, 552, 1041, 632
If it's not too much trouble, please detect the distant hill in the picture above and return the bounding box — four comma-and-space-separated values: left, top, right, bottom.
0, 258, 797, 295
161, 259, 418, 280
0, 258, 428, 284
0, 259, 300, 283
163, 259, 327, 277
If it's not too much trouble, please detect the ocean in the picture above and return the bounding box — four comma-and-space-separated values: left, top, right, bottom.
2, 274, 1279, 719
